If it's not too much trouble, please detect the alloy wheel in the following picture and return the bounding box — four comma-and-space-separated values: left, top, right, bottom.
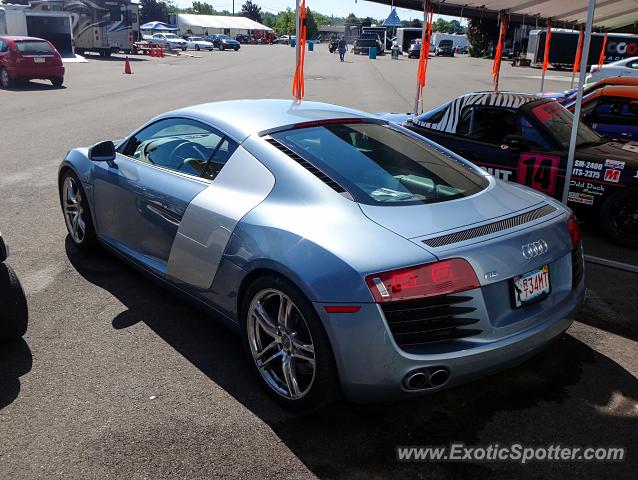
247, 289, 316, 399
1, 69, 10, 88
62, 176, 86, 244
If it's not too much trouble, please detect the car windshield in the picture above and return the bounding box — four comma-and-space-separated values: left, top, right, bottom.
164, 34, 179, 39
219, 35, 232, 40
190, 37, 202, 41
271, 122, 488, 206
15, 40, 53, 53
530, 101, 602, 149
439, 40, 453, 48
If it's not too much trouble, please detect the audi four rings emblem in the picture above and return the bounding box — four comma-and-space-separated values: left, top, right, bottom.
522, 240, 549, 259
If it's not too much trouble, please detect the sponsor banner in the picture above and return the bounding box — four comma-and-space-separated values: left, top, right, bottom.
604, 159, 625, 170
603, 169, 621, 183
568, 192, 595, 205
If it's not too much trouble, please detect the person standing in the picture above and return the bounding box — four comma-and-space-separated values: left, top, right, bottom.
338, 37, 347, 62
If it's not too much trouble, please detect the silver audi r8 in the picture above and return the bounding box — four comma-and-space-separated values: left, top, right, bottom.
58, 100, 585, 409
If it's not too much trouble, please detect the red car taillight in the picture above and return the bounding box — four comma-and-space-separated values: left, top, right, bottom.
365, 258, 480, 303
567, 214, 582, 248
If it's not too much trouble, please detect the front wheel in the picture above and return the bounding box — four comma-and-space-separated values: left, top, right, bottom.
219, 44, 225, 51
51, 77, 63, 87
0, 263, 28, 343
59, 170, 98, 250
195, 44, 200, 51
600, 188, 638, 248
241, 275, 339, 410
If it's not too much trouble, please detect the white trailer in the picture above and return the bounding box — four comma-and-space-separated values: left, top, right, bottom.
429, 32, 467, 52
396, 27, 422, 53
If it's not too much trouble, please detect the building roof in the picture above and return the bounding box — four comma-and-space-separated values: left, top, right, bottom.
176, 14, 272, 31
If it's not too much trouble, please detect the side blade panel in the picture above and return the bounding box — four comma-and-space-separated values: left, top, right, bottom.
166, 147, 275, 289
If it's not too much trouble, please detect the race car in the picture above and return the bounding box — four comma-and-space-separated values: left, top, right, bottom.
59, 99, 584, 408
382, 92, 638, 247
566, 85, 638, 141
539, 76, 638, 105
0, 232, 28, 343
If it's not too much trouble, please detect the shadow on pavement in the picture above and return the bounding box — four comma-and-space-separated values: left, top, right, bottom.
66, 239, 638, 479
0, 338, 32, 410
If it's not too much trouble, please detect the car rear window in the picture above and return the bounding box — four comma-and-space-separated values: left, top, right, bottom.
271, 122, 488, 206
15, 41, 53, 53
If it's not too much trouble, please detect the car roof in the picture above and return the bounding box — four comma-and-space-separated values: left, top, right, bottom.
600, 85, 638, 98
164, 99, 373, 141
595, 76, 638, 87
0, 35, 50, 42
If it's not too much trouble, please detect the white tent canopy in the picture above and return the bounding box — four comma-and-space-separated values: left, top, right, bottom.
369, 0, 638, 30
175, 14, 273, 35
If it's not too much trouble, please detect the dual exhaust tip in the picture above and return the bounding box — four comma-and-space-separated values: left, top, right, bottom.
404, 368, 449, 390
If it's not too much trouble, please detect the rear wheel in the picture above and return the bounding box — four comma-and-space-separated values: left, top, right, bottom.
219, 44, 225, 51
600, 188, 638, 248
195, 44, 200, 51
59, 170, 98, 250
0, 263, 28, 343
51, 77, 63, 87
241, 275, 339, 410
0, 68, 12, 89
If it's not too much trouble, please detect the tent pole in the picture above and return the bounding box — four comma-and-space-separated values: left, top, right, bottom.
414, 0, 428, 114
562, 0, 596, 204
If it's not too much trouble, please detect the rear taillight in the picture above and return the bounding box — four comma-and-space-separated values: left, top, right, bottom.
365, 258, 479, 303
567, 214, 582, 248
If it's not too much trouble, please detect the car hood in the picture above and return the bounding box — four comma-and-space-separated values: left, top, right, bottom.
358, 177, 548, 240
577, 140, 638, 166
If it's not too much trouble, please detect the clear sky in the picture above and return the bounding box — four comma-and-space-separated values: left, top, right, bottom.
172, 0, 460, 22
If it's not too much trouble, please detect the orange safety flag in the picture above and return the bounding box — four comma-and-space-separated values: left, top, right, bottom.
492, 15, 508, 91
573, 26, 584, 73
292, 0, 307, 101
597, 33, 608, 68
542, 20, 552, 72
416, 3, 434, 95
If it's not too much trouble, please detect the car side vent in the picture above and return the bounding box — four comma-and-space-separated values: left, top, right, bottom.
422, 204, 558, 248
264, 137, 348, 195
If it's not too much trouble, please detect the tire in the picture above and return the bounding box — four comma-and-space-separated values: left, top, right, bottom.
51, 77, 63, 88
195, 44, 200, 51
59, 170, 98, 251
0, 67, 12, 89
599, 188, 638, 248
0, 263, 28, 343
234, 47, 239, 51
240, 274, 339, 410
219, 44, 225, 51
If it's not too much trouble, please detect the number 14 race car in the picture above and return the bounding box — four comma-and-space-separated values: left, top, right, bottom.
382, 92, 638, 247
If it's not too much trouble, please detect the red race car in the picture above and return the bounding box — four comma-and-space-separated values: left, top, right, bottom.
0, 35, 65, 89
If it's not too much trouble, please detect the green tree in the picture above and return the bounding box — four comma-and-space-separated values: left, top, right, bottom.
467, 17, 498, 57
241, 1, 262, 23
305, 8, 319, 40
140, 0, 169, 23
191, 1, 215, 15
275, 8, 296, 35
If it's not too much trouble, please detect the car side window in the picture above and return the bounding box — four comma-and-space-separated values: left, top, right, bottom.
626, 60, 638, 69
519, 114, 552, 149
457, 106, 519, 144
119, 118, 235, 179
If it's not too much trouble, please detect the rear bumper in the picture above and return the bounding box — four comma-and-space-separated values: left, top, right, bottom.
8, 65, 64, 79
316, 258, 585, 403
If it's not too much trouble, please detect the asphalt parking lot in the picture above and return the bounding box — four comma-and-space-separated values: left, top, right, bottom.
1, 44, 637, 479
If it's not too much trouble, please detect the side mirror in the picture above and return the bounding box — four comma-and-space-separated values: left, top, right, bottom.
502, 134, 529, 150
88, 140, 116, 162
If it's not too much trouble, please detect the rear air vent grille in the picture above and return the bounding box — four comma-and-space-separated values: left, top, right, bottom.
264, 137, 348, 194
381, 295, 481, 349
422, 204, 557, 248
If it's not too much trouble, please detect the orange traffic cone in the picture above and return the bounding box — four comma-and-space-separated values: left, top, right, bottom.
149, 47, 155, 57
123, 56, 132, 74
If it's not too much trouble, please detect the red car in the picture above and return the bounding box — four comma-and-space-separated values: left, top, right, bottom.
0, 35, 65, 89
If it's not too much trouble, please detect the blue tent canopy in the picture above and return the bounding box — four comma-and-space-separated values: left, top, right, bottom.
382, 9, 402, 27
140, 21, 179, 31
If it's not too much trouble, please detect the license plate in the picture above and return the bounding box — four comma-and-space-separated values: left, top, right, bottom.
33, 57, 45, 63
512, 265, 550, 308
